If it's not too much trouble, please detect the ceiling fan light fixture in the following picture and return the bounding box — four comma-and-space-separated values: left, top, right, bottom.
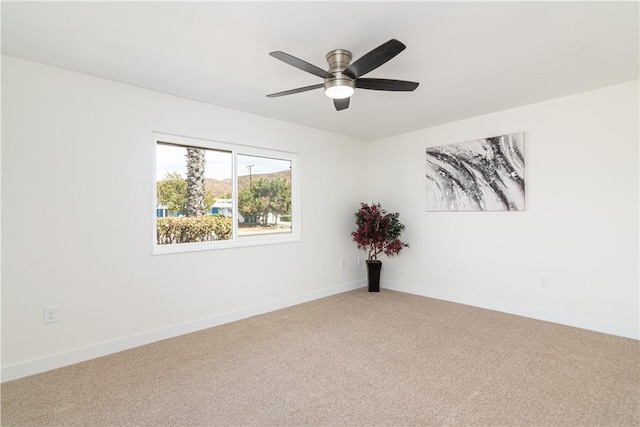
324, 78, 355, 99
267, 39, 418, 111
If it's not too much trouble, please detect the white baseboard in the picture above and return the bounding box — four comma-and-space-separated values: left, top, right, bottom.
1, 280, 366, 383
382, 280, 639, 340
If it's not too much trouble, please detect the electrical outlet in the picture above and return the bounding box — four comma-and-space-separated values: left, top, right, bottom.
357, 257, 362, 266
540, 277, 549, 288
44, 306, 58, 324
340, 259, 345, 269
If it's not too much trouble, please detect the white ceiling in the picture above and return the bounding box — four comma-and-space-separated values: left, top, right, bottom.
2, 1, 638, 141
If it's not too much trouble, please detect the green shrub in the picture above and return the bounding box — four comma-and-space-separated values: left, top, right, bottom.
280, 215, 291, 222
157, 215, 232, 245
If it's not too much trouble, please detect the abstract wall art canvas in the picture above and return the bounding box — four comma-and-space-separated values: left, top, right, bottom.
425, 132, 525, 211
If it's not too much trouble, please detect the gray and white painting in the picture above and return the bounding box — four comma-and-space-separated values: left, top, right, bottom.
425, 132, 525, 211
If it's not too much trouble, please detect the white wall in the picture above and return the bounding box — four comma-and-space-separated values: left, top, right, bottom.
1, 56, 369, 381
369, 80, 639, 339
3, 56, 637, 383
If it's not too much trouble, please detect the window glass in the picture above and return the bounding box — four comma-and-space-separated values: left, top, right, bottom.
155, 143, 233, 245
237, 155, 292, 236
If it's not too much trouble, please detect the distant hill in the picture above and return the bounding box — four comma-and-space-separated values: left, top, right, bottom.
204, 170, 291, 197
204, 179, 231, 198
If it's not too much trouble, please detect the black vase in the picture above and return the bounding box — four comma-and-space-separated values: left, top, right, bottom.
366, 260, 382, 292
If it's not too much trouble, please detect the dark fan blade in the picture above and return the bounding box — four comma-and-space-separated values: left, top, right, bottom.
269, 51, 331, 79
333, 97, 350, 111
355, 78, 419, 91
266, 83, 324, 98
343, 39, 406, 79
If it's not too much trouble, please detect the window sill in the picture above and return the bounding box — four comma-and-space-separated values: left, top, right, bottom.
151, 234, 301, 255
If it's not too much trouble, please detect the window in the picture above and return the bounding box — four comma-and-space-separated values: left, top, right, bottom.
153, 133, 299, 254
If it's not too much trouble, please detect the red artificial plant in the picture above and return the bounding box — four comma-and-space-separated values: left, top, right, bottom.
352, 202, 408, 261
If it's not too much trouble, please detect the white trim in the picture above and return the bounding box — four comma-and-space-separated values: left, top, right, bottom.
1, 280, 366, 383
381, 280, 639, 340
152, 233, 301, 255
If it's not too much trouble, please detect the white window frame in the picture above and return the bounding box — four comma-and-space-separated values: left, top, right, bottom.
152, 132, 300, 255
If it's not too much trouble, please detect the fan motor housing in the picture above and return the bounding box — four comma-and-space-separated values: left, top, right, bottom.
324, 49, 355, 97
326, 49, 352, 73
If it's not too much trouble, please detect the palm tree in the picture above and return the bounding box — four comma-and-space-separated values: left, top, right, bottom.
185, 147, 206, 217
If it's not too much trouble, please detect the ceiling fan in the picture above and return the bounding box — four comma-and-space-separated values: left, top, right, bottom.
266, 39, 419, 111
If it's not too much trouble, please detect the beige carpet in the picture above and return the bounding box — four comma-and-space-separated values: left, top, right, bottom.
2, 289, 639, 426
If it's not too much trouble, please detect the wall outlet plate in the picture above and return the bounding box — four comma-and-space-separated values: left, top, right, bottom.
44, 307, 58, 324
540, 277, 549, 288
